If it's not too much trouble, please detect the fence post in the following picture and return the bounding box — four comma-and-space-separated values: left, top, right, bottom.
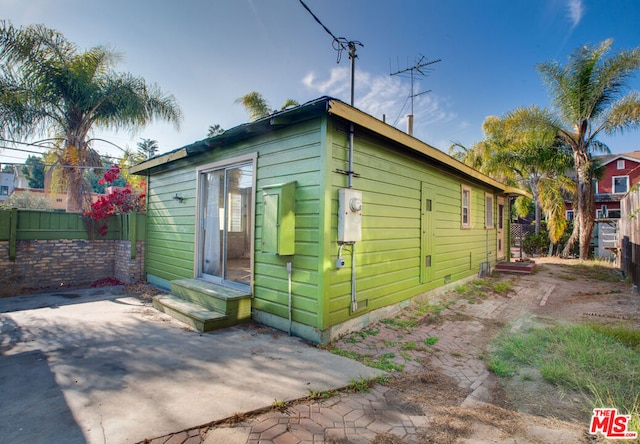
9, 207, 17, 261
129, 213, 137, 259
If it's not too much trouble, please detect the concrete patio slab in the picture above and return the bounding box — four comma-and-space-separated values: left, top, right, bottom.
0, 287, 382, 444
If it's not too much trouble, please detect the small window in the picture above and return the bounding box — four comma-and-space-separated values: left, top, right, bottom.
608, 209, 621, 218
613, 176, 629, 194
461, 185, 471, 229
0, 185, 8, 195
566, 210, 574, 221
485, 193, 494, 229
617, 159, 625, 170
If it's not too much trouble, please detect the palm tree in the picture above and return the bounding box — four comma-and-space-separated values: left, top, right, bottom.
0, 21, 182, 211
489, 106, 574, 236
537, 39, 640, 259
452, 107, 575, 243
236, 91, 299, 121
136, 138, 159, 160
207, 124, 224, 137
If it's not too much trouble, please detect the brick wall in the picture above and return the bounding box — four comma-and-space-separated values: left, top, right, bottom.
0, 239, 145, 293
114, 241, 145, 284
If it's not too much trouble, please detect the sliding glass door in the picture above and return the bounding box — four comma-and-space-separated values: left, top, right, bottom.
199, 162, 253, 287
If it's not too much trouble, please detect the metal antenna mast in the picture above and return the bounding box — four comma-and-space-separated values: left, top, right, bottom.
298, 0, 363, 106
390, 55, 441, 135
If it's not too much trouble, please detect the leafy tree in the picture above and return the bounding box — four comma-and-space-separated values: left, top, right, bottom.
1, 164, 13, 173
117, 148, 147, 191
136, 138, 158, 160
84, 164, 145, 236
450, 107, 574, 242
485, 106, 574, 240
0, 21, 182, 212
20, 155, 45, 188
537, 39, 640, 259
86, 158, 126, 194
0, 191, 49, 209
235, 91, 299, 121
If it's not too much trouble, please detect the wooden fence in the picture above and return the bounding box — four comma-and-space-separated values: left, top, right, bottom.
619, 188, 640, 290
0, 210, 147, 293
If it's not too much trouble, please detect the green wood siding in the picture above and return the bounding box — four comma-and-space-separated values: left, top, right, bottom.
144, 119, 326, 329
145, 110, 507, 339
324, 120, 501, 328
145, 167, 197, 282
253, 121, 324, 329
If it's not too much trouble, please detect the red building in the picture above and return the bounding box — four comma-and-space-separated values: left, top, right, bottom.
566, 151, 640, 220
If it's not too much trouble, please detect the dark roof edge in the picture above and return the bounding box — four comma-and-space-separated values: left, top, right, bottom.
130, 97, 332, 174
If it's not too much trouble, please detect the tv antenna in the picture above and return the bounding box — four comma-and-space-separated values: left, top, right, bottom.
390, 54, 441, 135
298, 0, 363, 106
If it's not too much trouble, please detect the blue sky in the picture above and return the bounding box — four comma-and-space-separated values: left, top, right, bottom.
1, 0, 640, 166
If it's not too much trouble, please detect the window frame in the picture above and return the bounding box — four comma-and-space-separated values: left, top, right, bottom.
617, 159, 625, 170
485, 193, 494, 229
612, 176, 629, 194
566, 210, 574, 221
461, 185, 472, 229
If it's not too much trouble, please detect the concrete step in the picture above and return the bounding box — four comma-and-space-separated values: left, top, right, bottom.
153, 294, 246, 332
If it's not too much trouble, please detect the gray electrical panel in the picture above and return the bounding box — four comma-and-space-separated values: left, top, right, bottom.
338, 188, 362, 242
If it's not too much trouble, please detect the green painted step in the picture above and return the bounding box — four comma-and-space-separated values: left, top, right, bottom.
171, 279, 251, 317
153, 279, 252, 332
153, 294, 244, 332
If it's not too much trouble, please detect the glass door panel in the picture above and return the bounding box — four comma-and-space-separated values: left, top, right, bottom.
201, 170, 224, 279
199, 163, 253, 287
497, 198, 505, 259
224, 164, 253, 285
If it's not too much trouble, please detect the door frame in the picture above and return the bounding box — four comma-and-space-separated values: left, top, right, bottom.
497, 196, 505, 260
194, 153, 257, 291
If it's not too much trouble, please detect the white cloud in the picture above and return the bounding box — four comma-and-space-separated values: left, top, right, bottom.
566, 0, 584, 28
302, 67, 457, 145
302, 68, 349, 97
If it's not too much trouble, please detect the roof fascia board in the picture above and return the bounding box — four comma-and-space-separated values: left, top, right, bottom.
129, 148, 188, 174
326, 99, 528, 196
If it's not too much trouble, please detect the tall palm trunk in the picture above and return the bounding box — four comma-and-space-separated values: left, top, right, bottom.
562, 212, 579, 257
575, 147, 595, 260
577, 177, 595, 260
64, 128, 94, 212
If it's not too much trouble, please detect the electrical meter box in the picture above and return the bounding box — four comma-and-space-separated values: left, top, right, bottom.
262, 182, 296, 255
338, 188, 362, 242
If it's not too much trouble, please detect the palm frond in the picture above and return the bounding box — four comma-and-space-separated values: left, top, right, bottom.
604, 92, 640, 134
236, 91, 270, 121
0, 22, 182, 211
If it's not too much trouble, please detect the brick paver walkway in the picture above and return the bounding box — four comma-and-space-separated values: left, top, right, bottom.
141, 274, 581, 444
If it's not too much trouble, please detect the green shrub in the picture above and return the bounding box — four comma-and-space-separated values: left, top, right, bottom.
523, 230, 550, 255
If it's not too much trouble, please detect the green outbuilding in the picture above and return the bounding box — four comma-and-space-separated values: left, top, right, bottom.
131, 97, 524, 344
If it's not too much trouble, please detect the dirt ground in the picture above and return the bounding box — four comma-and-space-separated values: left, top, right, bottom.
124, 258, 637, 443
331, 257, 639, 443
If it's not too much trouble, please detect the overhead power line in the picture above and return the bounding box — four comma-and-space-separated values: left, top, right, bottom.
0, 145, 47, 155
298, 0, 363, 105
0, 161, 133, 171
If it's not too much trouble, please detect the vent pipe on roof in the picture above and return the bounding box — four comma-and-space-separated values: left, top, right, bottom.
407, 114, 414, 136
